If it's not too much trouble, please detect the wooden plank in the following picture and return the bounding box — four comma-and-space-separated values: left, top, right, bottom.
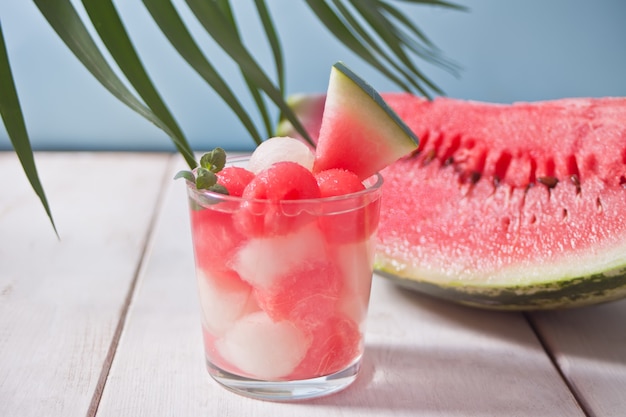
96, 156, 584, 416
529, 299, 626, 417
0, 152, 171, 417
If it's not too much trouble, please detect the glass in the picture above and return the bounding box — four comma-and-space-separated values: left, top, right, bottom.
185, 156, 383, 401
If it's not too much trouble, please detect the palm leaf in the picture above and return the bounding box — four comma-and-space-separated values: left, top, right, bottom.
185, 0, 315, 146
255, 0, 286, 95
141, 0, 264, 145
348, 0, 448, 96
304, 0, 415, 92
214, 0, 274, 139
6, 0, 463, 233
33, 0, 196, 168
0, 22, 57, 236
375, 1, 463, 75
80, 0, 196, 167
332, 0, 437, 97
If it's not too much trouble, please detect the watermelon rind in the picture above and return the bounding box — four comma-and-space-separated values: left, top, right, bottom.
376, 262, 626, 311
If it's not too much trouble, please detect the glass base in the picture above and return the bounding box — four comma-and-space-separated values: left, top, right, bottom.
206, 358, 361, 401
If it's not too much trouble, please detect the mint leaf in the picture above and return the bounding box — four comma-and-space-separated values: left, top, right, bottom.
174, 170, 195, 182
208, 183, 229, 195
199, 147, 226, 173
195, 167, 218, 189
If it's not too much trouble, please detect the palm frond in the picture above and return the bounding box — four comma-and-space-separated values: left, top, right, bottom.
185, 0, 314, 145
141, 0, 264, 145
33, 0, 196, 168
0, 22, 57, 236
214, 0, 274, 139
80, 0, 196, 167
4, 0, 464, 232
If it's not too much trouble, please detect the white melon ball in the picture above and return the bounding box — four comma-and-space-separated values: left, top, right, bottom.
248, 136, 315, 174
196, 271, 259, 337
231, 224, 327, 291
216, 311, 311, 380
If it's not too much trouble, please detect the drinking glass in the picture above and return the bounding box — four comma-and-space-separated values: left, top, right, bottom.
185, 156, 383, 401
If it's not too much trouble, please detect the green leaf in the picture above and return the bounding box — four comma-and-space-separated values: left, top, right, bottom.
79, 0, 196, 168
391, 0, 467, 11
0, 22, 58, 237
207, 183, 229, 195
255, 0, 285, 95
173, 170, 195, 182
195, 168, 217, 190
199, 147, 226, 173
333, 0, 434, 97
33, 0, 196, 168
185, 0, 315, 146
142, 0, 264, 146
375, 1, 462, 76
304, 0, 413, 93
215, 1, 274, 139
347, 0, 445, 97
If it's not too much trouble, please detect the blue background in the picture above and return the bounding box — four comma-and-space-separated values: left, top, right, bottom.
1, 0, 625, 152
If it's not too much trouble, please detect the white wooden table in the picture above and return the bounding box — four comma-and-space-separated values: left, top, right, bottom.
1, 152, 624, 417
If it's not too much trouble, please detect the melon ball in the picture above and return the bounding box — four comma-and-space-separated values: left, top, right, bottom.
248, 136, 315, 174
288, 314, 362, 379
235, 161, 321, 236
196, 270, 259, 337
231, 223, 327, 291
216, 166, 255, 197
315, 168, 365, 197
215, 311, 311, 380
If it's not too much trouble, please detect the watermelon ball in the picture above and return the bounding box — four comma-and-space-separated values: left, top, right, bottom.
247, 136, 315, 174
315, 168, 365, 197
254, 258, 343, 327
216, 166, 255, 197
236, 161, 322, 237
202, 327, 241, 376
196, 269, 259, 337
232, 223, 328, 292
288, 314, 362, 380
315, 169, 380, 244
189, 205, 247, 273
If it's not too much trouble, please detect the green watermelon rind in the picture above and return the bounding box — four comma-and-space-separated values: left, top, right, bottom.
375, 262, 626, 310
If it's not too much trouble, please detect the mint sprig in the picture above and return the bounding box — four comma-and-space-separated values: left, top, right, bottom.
174, 147, 229, 194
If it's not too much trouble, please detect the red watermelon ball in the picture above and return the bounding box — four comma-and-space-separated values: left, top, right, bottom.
216, 166, 255, 197
288, 314, 362, 379
254, 259, 343, 327
315, 168, 365, 197
235, 161, 321, 237
189, 205, 247, 273
314, 169, 380, 244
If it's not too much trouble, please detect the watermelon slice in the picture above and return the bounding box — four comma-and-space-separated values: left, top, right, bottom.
312, 62, 419, 180
279, 94, 626, 310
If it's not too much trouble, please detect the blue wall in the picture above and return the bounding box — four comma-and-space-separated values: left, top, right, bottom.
1, 0, 625, 152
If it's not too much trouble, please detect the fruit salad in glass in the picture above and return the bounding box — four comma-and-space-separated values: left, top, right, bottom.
179, 139, 382, 400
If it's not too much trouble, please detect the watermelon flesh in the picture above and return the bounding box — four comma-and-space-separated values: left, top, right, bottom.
279, 94, 626, 309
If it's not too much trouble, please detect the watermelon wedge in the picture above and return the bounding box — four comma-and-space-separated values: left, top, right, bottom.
278, 94, 626, 310
312, 62, 419, 180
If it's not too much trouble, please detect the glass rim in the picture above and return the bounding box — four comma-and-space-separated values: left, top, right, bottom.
186, 155, 384, 206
